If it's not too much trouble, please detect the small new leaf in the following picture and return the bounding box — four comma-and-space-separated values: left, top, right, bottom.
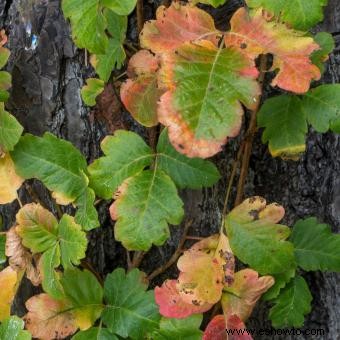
81, 78, 105, 106
269, 276, 312, 328
102, 268, 160, 339
110, 169, 184, 251
225, 197, 296, 275
290, 217, 340, 271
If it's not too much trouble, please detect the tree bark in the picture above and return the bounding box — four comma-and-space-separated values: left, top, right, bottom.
1, 0, 339, 339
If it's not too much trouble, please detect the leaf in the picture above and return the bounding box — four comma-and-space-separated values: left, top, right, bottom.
176, 234, 234, 305
269, 276, 312, 328
102, 268, 160, 339
0, 266, 18, 321
311, 32, 334, 73
0, 40, 10, 69
225, 197, 296, 275
190, 0, 227, 7
60, 268, 104, 330
72, 327, 118, 340
156, 129, 221, 189
302, 84, 340, 133
16, 203, 58, 253
0, 154, 24, 204
0, 316, 31, 340
0, 105, 23, 153
0, 234, 5, 264
101, 0, 137, 15
290, 217, 340, 271
88, 130, 153, 199
257, 95, 307, 159
11, 133, 98, 230
246, 0, 328, 30
152, 315, 203, 340
110, 169, 184, 251
0, 71, 11, 90
225, 8, 320, 93
75, 188, 99, 231
62, 0, 108, 54
120, 50, 162, 127
90, 9, 127, 82
221, 269, 274, 321
158, 41, 260, 158
24, 294, 78, 340
81, 78, 105, 106
140, 3, 219, 54
155, 279, 213, 319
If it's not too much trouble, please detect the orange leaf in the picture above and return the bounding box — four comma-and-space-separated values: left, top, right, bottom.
177, 234, 234, 305
121, 50, 162, 127
0, 266, 18, 321
24, 294, 78, 340
225, 8, 320, 93
140, 3, 219, 54
155, 279, 213, 318
222, 269, 274, 321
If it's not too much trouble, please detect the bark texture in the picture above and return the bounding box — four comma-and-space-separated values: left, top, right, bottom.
0, 0, 339, 339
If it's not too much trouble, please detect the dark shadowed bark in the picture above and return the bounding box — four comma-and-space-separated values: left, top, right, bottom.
1, 0, 339, 339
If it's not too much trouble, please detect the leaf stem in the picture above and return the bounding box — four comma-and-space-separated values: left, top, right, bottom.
234, 54, 268, 207
136, 0, 144, 35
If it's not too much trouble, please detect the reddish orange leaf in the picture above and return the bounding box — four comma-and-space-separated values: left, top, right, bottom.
24, 294, 78, 340
225, 8, 320, 93
222, 269, 274, 321
177, 234, 234, 304
121, 50, 162, 127
155, 279, 213, 318
0, 266, 18, 321
140, 3, 219, 54
227, 315, 253, 340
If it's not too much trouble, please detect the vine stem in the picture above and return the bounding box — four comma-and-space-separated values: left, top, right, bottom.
131, 251, 146, 269
148, 219, 193, 281
234, 54, 268, 207
136, 0, 144, 34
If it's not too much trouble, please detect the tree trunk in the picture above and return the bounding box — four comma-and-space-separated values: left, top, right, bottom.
1, 0, 339, 339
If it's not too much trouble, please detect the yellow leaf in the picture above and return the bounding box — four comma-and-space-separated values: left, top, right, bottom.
0, 266, 18, 321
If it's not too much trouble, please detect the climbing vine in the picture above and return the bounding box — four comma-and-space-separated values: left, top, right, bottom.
0, 0, 340, 339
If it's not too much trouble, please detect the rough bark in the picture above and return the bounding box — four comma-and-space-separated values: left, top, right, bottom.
0, 0, 339, 339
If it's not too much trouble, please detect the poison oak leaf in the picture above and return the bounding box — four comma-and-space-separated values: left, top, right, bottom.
158, 41, 260, 158
311, 32, 334, 74
140, 3, 219, 54
0, 266, 18, 321
0, 316, 31, 340
24, 294, 78, 340
222, 269, 274, 321
0, 153, 23, 204
225, 197, 296, 274
120, 50, 162, 127
81, 78, 105, 106
155, 279, 213, 318
225, 8, 321, 93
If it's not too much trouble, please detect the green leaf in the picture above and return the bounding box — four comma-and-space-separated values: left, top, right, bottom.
190, 0, 227, 7
0, 104, 23, 152
81, 78, 105, 106
269, 276, 312, 328
246, 0, 328, 30
0, 47, 10, 69
102, 268, 160, 339
0, 234, 5, 265
0, 316, 31, 340
72, 327, 118, 340
62, 0, 108, 54
257, 95, 307, 159
11, 133, 98, 230
61, 268, 104, 329
290, 217, 340, 271
91, 10, 127, 82
311, 32, 335, 73
159, 43, 260, 158
58, 215, 87, 269
88, 130, 153, 199
152, 315, 203, 340
262, 268, 296, 301
156, 129, 220, 189
302, 84, 340, 133
112, 169, 184, 251
101, 0, 137, 15
0, 71, 11, 91
41, 245, 64, 299
225, 197, 296, 275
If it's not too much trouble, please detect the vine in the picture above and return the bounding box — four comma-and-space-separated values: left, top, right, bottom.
0, 0, 340, 339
